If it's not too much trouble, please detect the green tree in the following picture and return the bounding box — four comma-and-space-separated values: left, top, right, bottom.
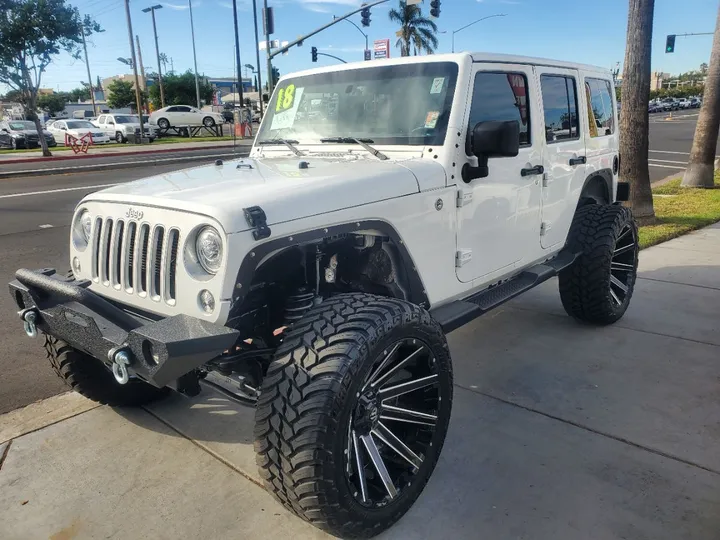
106, 79, 136, 110
148, 70, 213, 107
68, 86, 91, 102
37, 92, 69, 116
389, 1, 438, 57
0, 1, 100, 156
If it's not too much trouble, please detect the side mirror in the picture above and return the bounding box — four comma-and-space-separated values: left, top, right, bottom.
1, 128, 8, 133
464, 121, 520, 181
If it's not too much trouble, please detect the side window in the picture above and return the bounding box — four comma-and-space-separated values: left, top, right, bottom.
540, 75, 579, 143
176, 106, 192, 112
97, 115, 106, 124
165, 106, 177, 112
585, 78, 614, 137
468, 71, 530, 150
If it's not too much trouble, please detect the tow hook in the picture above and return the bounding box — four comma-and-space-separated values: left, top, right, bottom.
108, 347, 132, 385
19, 308, 39, 338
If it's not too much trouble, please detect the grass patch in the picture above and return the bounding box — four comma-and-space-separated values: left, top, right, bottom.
639, 172, 720, 248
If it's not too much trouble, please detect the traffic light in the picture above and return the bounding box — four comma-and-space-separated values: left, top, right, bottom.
311, 46, 318, 62
430, 0, 441, 18
361, 6, 371, 27
666, 34, 676, 53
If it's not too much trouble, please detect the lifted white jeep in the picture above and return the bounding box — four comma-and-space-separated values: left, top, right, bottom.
10, 53, 637, 538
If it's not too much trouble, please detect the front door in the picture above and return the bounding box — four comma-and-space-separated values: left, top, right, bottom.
456, 64, 543, 284
537, 68, 587, 249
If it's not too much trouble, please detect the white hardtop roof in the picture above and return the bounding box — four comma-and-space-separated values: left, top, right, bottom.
279, 52, 611, 82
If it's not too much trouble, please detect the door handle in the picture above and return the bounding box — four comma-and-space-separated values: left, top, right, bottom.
569, 156, 587, 166
520, 165, 544, 177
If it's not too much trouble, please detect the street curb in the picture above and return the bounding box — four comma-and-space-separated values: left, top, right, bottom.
0, 149, 251, 179
0, 141, 248, 165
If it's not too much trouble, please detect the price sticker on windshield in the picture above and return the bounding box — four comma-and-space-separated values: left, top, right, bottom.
275, 84, 297, 112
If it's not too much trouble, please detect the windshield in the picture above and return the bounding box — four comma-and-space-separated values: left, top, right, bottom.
114, 116, 136, 124
256, 62, 458, 146
66, 121, 95, 129
8, 121, 35, 130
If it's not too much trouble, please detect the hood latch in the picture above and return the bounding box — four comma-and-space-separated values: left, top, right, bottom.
243, 206, 271, 240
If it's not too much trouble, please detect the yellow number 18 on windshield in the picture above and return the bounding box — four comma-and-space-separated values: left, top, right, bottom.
275, 84, 296, 112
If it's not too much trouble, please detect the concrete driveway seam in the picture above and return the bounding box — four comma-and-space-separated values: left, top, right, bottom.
637, 276, 720, 291
0, 439, 11, 471
455, 383, 720, 477
140, 404, 265, 489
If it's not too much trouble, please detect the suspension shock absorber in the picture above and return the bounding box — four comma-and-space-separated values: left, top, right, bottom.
283, 288, 317, 325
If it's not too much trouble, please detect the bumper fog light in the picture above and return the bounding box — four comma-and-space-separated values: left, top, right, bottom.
199, 290, 215, 314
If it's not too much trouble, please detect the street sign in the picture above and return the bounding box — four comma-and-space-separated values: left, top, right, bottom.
364, 49, 372, 61
374, 39, 390, 59
259, 40, 281, 51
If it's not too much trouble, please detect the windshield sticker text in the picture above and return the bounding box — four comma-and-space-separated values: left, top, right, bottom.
270, 87, 305, 131
275, 84, 297, 112
424, 111, 440, 129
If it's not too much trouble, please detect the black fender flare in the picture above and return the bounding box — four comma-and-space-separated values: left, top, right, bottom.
580, 169, 613, 204
231, 220, 429, 308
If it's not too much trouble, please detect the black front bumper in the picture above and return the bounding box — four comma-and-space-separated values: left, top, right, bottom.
9, 268, 239, 388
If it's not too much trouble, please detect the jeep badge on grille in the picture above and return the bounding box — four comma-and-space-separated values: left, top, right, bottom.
125, 208, 144, 220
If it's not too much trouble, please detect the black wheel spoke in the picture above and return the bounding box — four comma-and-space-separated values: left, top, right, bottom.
372, 345, 426, 389
610, 288, 622, 306
614, 243, 634, 257
363, 342, 401, 391
352, 430, 369, 503
610, 261, 634, 272
610, 275, 628, 294
361, 434, 397, 499
379, 374, 438, 400
372, 422, 423, 470
380, 404, 437, 426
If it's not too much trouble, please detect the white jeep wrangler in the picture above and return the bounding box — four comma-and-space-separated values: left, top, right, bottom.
10, 53, 636, 538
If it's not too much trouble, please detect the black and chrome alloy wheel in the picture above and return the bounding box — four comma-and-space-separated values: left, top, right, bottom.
346, 338, 444, 508
609, 223, 637, 307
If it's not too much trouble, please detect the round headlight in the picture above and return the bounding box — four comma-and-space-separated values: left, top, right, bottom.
79, 210, 92, 241
196, 226, 223, 274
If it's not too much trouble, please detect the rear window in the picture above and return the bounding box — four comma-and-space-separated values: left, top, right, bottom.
585, 78, 614, 137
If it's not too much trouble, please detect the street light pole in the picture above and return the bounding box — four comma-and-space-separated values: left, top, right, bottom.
252, 0, 264, 115
123, 0, 145, 142
188, 0, 201, 108
334, 15, 369, 53
143, 5, 165, 108
451, 13, 506, 53
232, 0, 244, 106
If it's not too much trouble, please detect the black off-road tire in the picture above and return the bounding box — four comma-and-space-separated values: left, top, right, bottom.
254, 293, 453, 538
559, 204, 639, 325
44, 336, 168, 406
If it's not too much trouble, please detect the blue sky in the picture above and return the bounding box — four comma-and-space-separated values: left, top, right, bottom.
12, 0, 720, 93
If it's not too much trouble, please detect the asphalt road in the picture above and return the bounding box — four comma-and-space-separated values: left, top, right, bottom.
0, 114, 715, 414
647, 110, 718, 182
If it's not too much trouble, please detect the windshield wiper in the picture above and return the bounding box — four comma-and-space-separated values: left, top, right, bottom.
258, 138, 305, 157
320, 137, 388, 161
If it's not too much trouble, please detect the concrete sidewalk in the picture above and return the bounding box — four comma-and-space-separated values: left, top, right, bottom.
2, 224, 719, 539
0, 139, 250, 163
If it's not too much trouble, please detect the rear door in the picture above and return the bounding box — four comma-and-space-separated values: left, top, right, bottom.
537, 68, 587, 249
176, 106, 193, 125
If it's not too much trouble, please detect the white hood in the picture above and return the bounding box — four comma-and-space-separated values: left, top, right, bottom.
85, 156, 427, 233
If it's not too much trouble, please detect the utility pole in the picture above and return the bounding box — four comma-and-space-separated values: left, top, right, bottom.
80, 28, 97, 116
136, 35, 147, 97
124, 0, 145, 142
232, 0, 244, 106
143, 5, 165, 108
189, 0, 201, 108
263, 0, 274, 95
252, 0, 264, 115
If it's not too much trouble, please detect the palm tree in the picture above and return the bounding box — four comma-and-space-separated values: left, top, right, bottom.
159, 52, 169, 73
389, 1, 438, 57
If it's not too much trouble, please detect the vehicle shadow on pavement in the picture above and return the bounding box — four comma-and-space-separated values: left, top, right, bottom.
114, 386, 256, 446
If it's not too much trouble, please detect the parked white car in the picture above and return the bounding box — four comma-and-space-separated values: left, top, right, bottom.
148, 105, 225, 129
46, 120, 110, 145
11, 53, 633, 539
92, 114, 158, 143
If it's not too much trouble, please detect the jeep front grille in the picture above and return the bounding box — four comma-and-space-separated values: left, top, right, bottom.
91, 217, 179, 305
